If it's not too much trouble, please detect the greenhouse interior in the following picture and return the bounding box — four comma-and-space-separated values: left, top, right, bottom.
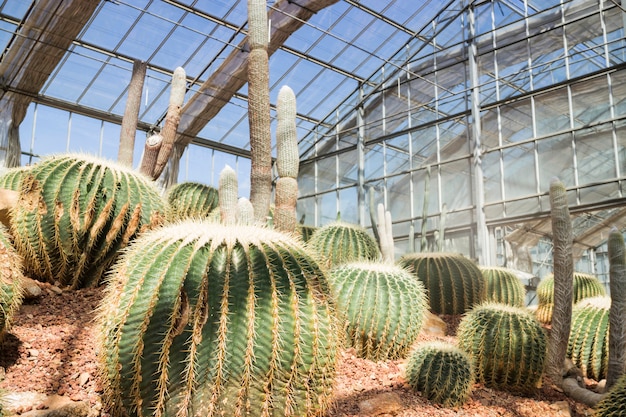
0, 0, 625, 294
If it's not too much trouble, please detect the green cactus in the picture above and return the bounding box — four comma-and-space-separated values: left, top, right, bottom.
166, 181, 219, 222
10, 154, 166, 288
535, 272, 605, 324
328, 261, 428, 361
398, 252, 485, 315
405, 341, 474, 407
595, 372, 626, 416
306, 221, 381, 269
0, 223, 24, 341
0, 166, 29, 191
297, 224, 317, 243
98, 220, 338, 417
218, 165, 239, 225
567, 296, 610, 381
457, 303, 546, 393
480, 266, 525, 307
607, 227, 626, 388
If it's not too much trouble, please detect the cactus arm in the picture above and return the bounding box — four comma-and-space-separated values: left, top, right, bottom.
139, 133, 162, 177
219, 165, 239, 225
118, 59, 147, 167
607, 227, 626, 388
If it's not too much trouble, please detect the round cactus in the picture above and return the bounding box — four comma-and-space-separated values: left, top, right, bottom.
166, 181, 219, 221
306, 221, 380, 269
567, 296, 610, 381
98, 220, 338, 417
457, 303, 546, 393
405, 341, 474, 407
480, 266, 525, 307
595, 372, 626, 417
398, 252, 485, 315
535, 272, 605, 324
0, 223, 24, 341
10, 154, 166, 288
0, 166, 29, 191
328, 261, 428, 361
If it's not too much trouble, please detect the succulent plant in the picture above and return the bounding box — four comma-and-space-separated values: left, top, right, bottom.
297, 224, 317, 243
98, 220, 338, 417
306, 221, 381, 269
166, 181, 219, 221
398, 252, 485, 315
0, 166, 29, 191
328, 261, 428, 361
405, 341, 474, 407
607, 227, 626, 389
594, 372, 626, 417
480, 266, 526, 307
0, 223, 24, 341
457, 303, 546, 393
10, 154, 166, 288
567, 296, 610, 381
535, 272, 605, 324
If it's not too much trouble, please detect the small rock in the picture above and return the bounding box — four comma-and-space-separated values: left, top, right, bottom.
20, 277, 43, 299
550, 400, 571, 417
418, 311, 447, 337
77, 372, 90, 387
27, 348, 39, 357
359, 392, 403, 416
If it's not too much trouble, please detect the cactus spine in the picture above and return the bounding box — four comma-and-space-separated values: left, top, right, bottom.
0, 223, 24, 341
405, 341, 474, 407
98, 221, 338, 417
10, 154, 165, 288
306, 222, 381, 269
595, 372, 626, 416
607, 227, 626, 388
166, 181, 219, 222
457, 303, 546, 393
328, 261, 428, 361
398, 252, 485, 315
480, 266, 525, 307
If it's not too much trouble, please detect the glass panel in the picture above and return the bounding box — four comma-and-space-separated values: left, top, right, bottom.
537, 133, 574, 190
500, 98, 533, 144
387, 173, 411, 222
441, 159, 471, 210
615, 120, 626, 176
338, 186, 358, 224
67, 113, 102, 156
439, 118, 469, 162
297, 196, 316, 227
483, 150, 502, 203
101, 121, 122, 161
535, 87, 570, 137
612, 69, 626, 118
530, 26, 567, 89
571, 76, 611, 128
411, 125, 437, 166
412, 166, 439, 218
298, 162, 315, 197
316, 156, 337, 192
318, 191, 339, 225
575, 125, 616, 184
338, 148, 358, 187
364, 143, 384, 181
385, 135, 410, 175
32, 106, 69, 156
481, 108, 499, 149
503, 143, 537, 199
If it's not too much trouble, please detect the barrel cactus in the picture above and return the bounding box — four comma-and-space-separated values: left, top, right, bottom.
457, 303, 546, 393
398, 252, 485, 315
306, 221, 380, 269
0, 223, 24, 341
405, 341, 474, 407
567, 296, 610, 381
328, 261, 428, 361
480, 266, 525, 307
535, 272, 605, 324
10, 154, 166, 288
595, 372, 626, 417
0, 166, 29, 191
166, 181, 219, 221
98, 220, 338, 417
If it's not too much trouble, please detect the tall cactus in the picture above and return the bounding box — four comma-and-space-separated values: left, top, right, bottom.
398, 252, 485, 315
274, 85, 299, 234
328, 261, 428, 361
480, 266, 525, 307
405, 341, 474, 407
306, 222, 381, 270
10, 154, 165, 288
166, 181, 219, 222
0, 223, 24, 341
218, 165, 239, 225
457, 303, 546, 393
607, 227, 626, 388
98, 221, 338, 417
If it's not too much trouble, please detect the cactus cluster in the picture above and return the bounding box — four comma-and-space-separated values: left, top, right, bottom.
480, 266, 525, 307
98, 220, 338, 417
567, 296, 610, 381
166, 181, 219, 221
306, 222, 381, 269
328, 261, 428, 361
0, 223, 24, 341
405, 341, 474, 407
457, 303, 546, 393
398, 252, 485, 315
11, 154, 166, 288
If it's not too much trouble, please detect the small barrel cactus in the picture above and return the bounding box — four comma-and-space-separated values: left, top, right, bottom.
567, 296, 610, 381
457, 303, 546, 393
535, 272, 605, 324
10, 154, 166, 288
328, 261, 428, 361
98, 220, 338, 417
398, 252, 485, 315
405, 341, 474, 407
0, 223, 24, 341
165, 181, 219, 221
595, 372, 626, 416
480, 266, 525, 307
306, 221, 381, 269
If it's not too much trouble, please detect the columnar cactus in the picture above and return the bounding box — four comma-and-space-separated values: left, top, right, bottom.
306, 222, 381, 269
405, 341, 474, 407
398, 252, 485, 315
480, 266, 525, 307
457, 303, 546, 393
10, 154, 166, 288
595, 373, 626, 416
218, 165, 239, 225
166, 181, 219, 221
0, 223, 24, 341
607, 227, 626, 388
98, 221, 338, 417
567, 296, 610, 381
328, 261, 428, 361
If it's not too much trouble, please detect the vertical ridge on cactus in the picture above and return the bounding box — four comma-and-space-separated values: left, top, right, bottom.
98, 221, 338, 417
306, 221, 381, 269
10, 154, 165, 288
0, 223, 24, 341
480, 266, 525, 307
166, 181, 219, 221
607, 227, 626, 388
594, 372, 626, 417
